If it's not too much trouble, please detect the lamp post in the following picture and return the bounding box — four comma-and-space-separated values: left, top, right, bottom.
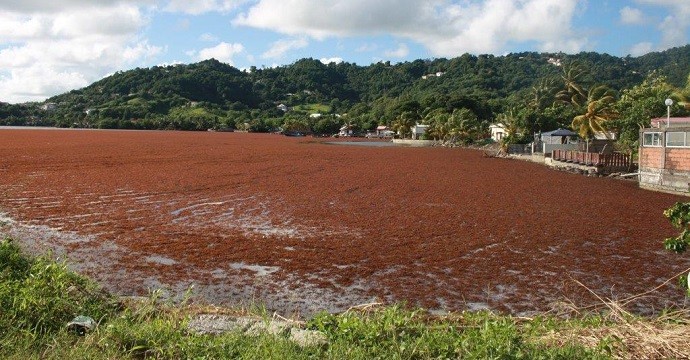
665, 98, 673, 127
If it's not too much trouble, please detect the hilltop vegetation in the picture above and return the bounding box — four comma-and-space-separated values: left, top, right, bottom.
1, 45, 690, 144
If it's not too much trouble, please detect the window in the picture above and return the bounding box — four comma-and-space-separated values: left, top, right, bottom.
643, 132, 661, 147
666, 132, 690, 147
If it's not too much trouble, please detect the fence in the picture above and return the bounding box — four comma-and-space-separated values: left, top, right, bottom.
507, 144, 532, 154
551, 150, 631, 170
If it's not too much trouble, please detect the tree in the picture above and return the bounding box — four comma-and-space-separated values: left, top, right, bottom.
556, 61, 587, 106
528, 77, 557, 112
495, 108, 529, 150
423, 109, 450, 141
282, 118, 310, 133
447, 108, 480, 144
391, 111, 418, 139
662, 202, 690, 295
313, 115, 342, 135
570, 85, 618, 143
614, 73, 673, 154
670, 73, 690, 111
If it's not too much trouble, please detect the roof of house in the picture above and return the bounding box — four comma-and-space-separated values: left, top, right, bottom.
541, 128, 578, 137
650, 117, 690, 127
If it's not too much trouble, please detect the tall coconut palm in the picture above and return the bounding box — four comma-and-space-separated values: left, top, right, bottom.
556, 61, 587, 106
494, 108, 524, 151
391, 111, 418, 139
424, 110, 450, 141
447, 108, 479, 144
571, 85, 618, 142
529, 78, 557, 111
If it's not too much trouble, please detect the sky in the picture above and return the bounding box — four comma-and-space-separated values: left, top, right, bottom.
1, 0, 689, 104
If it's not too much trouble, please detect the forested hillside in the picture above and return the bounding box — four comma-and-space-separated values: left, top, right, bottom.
1, 45, 690, 145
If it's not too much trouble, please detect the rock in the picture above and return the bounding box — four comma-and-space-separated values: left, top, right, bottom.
245, 319, 291, 336
67, 315, 96, 336
186, 314, 328, 346
289, 328, 328, 347
187, 315, 258, 335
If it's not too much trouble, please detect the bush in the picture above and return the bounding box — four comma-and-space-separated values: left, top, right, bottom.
0, 238, 117, 355
662, 202, 690, 294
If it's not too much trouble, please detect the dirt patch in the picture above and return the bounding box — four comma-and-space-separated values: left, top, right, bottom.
0, 129, 689, 316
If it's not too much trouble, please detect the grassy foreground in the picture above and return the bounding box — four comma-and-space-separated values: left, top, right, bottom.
1, 237, 688, 359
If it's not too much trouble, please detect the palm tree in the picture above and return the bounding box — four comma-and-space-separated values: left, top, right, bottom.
494, 108, 524, 151
447, 108, 479, 144
556, 61, 587, 106
423, 111, 449, 141
391, 111, 418, 139
571, 85, 618, 150
529, 78, 557, 111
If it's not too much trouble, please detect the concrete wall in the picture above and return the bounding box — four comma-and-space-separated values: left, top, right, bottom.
639, 127, 690, 196
392, 139, 436, 147
545, 157, 600, 174
543, 143, 579, 155
639, 168, 690, 195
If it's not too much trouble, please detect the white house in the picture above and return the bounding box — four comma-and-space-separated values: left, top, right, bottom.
411, 124, 429, 140
489, 123, 506, 142
41, 103, 57, 111
338, 125, 353, 137
277, 104, 289, 112
373, 125, 394, 138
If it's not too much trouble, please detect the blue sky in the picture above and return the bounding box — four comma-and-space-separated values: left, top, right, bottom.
1, 0, 689, 103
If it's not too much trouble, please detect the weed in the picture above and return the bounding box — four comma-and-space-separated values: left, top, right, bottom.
2, 238, 688, 359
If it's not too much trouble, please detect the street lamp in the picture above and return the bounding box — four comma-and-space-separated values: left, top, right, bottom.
665, 98, 673, 126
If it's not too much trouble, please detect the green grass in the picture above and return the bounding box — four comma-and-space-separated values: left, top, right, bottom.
3, 236, 682, 359
292, 103, 332, 114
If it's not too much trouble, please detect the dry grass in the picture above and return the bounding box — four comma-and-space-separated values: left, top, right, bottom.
540, 271, 690, 360
542, 305, 690, 359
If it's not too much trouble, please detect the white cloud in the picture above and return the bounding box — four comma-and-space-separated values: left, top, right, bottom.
261, 38, 308, 59
234, 0, 586, 57
658, 14, 687, 47
200, 33, 219, 42
635, 0, 690, 49
635, 0, 690, 12
320, 57, 343, 64
356, 43, 378, 52
539, 38, 589, 54
0, 1, 156, 14
628, 42, 654, 56
0, 67, 88, 103
620, 6, 645, 25
0, 3, 161, 103
193, 42, 244, 64
164, 0, 246, 15
384, 43, 409, 58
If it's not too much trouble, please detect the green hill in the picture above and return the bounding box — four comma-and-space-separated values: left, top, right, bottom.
2, 45, 690, 135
